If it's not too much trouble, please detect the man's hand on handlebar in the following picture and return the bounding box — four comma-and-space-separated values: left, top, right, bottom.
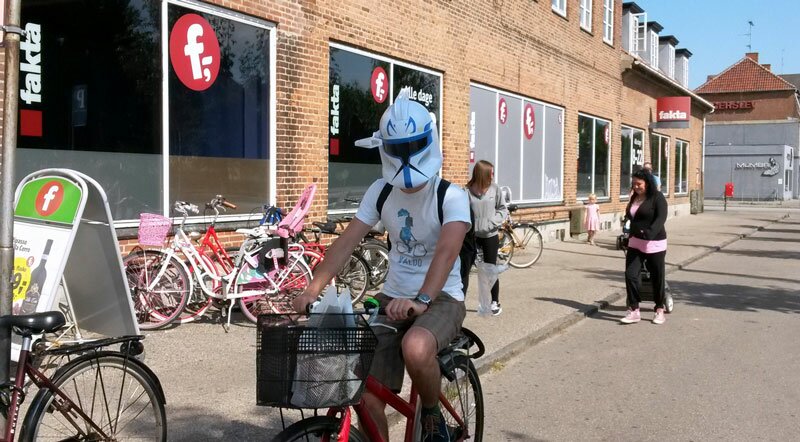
292, 291, 319, 314
385, 298, 426, 321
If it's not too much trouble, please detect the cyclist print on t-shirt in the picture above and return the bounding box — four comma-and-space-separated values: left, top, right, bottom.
397, 209, 427, 257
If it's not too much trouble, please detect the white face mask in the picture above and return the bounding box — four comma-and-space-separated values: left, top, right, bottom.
355, 90, 442, 189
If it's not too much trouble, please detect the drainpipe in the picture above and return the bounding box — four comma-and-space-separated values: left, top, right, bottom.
702, 116, 706, 192
1, 0, 23, 421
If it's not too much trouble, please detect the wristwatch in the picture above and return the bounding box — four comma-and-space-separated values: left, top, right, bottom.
414, 293, 432, 307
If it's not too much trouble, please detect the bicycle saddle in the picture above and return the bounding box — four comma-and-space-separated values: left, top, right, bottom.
507, 204, 518, 212
0, 311, 66, 336
312, 221, 338, 234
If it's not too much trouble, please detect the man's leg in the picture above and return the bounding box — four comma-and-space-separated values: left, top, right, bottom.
402, 327, 441, 407
361, 391, 389, 441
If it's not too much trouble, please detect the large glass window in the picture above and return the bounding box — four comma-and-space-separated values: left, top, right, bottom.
17, 0, 275, 222
673, 140, 689, 194
469, 84, 564, 204
620, 126, 644, 196
168, 3, 272, 212
328, 45, 442, 212
650, 133, 670, 195
577, 114, 610, 199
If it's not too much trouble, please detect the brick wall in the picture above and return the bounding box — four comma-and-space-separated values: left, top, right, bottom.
0, 0, 710, 253
700, 91, 800, 122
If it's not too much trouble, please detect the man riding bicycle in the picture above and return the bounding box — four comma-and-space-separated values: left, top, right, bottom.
293, 90, 470, 442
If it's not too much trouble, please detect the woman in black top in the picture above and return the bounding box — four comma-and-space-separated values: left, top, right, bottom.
620, 169, 669, 325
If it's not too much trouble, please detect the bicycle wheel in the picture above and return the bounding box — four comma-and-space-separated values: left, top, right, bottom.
271, 415, 367, 442
359, 241, 389, 288
508, 224, 543, 268
236, 251, 312, 321
337, 253, 369, 304
440, 355, 484, 442
178, 253, 220, 323
123, 250, 189, 330
21, 353, 167, 441
496, 230, 514, 267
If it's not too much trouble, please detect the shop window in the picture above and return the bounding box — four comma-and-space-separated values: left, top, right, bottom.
577, 114, 610, 199
328, 45, 442, 213
650, 133, 670, 195
620, 126, 644, 197
603, 0, 614, 45
552, 0, 567, 17
674, 139, 689, 194
580, 0, 592, 31
17, 0, 275, 222
469, 84, 564, 204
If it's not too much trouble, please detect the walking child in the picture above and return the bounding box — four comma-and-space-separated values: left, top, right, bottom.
584, 193, 600, 245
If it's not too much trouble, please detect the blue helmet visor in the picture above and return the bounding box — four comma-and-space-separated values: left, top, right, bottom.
382, 131, 433, 161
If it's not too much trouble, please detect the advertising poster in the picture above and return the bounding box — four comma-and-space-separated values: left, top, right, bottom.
12, 221, 72, 315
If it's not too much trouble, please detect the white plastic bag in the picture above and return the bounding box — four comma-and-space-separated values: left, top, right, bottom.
291, 286, 360, 407
476, 262, 500, 317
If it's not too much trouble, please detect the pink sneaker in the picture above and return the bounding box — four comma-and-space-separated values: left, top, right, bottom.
620, 308, 641, 324
652, 308, 666, 325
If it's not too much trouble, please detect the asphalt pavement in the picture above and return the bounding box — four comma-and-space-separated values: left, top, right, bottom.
141, 202, 798, 440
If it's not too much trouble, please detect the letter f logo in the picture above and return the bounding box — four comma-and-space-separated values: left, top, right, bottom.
42, 186, 58, 211
34, 181, 64, 217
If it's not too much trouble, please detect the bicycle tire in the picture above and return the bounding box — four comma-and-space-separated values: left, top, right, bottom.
496, 230, 514, 267
440, 355, 484, 442
508, 224, 543, 268
236, 250, 312, 321
270, 415, 367, 442
338, 253, 370, 304
359, 241, 390, 287
20, 352, 167, 441
123, 250, 190, 330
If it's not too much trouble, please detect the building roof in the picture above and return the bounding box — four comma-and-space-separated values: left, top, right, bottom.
659, 35, 679, 46
647, 21, 663, 33
780, 74, 800, 90
675, 48, 693, 58
695, 56, 797, 94
622, 2, 644, 13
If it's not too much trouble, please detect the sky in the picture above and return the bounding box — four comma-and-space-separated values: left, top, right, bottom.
634, 0, 800, 90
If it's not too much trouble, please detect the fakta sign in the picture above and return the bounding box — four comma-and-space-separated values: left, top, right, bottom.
656, 97, 690, 122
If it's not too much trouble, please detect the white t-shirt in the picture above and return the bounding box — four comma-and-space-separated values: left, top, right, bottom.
355, 177, 471, 301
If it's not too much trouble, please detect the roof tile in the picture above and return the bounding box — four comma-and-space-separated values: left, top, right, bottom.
695, 57, 796, 93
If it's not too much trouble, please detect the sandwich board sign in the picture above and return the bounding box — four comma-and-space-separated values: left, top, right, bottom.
12, 169, 138, 359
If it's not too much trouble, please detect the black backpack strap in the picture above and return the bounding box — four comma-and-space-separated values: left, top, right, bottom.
375, 182, 394, 218
436, 178, 451, 225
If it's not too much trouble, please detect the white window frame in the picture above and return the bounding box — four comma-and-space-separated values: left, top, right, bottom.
552, 0, 567, 18
667, 45, 676, 78
630, 12, 646, 56
160, 0, 277, 224
674, 139, 689, 195
649, 30, 659, 66
470, 83, 565, 205
620, 125, 645, 198
580, 0, 592, 32
650, 132, 670, 196
577, 113, 612, 200
603, 0, 614, 45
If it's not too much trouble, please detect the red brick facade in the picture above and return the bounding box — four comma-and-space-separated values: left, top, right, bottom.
0, 0, 711, 251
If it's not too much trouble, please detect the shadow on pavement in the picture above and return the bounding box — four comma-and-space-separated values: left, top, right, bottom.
168, 406, 281, 441
535, 296, 628, 323
739, 236, 800, 243
670, 280, 800, 314
677, 267, 800, 286
717, 248, 800, 261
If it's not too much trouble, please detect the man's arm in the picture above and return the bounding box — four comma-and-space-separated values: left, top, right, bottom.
292, 218, 373, 312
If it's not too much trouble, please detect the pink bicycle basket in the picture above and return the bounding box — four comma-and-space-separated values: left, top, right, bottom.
138, 213, 172, 246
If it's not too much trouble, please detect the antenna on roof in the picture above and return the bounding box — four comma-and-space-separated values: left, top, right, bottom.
745, 20, 755, 51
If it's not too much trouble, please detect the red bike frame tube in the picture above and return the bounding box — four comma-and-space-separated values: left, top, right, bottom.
2, 347, 28, 441
197, 226, 233, 272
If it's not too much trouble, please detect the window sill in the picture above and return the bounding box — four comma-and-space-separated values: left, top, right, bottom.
603, 38, 614, 47
552, 8, 568, 19
580, 26, 593, 35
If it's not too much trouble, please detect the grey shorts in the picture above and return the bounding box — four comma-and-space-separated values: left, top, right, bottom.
368, 292, 466, 392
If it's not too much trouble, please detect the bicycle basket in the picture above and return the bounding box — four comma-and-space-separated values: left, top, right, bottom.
256, 313, 377, 409
138, 213, 172, 246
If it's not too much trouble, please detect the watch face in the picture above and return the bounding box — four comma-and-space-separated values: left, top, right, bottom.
417, 294, 431, 304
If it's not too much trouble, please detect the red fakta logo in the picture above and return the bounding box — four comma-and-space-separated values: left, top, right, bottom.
35, 181, 64, 217
498, 98, 508, 124
169, 14, 221, 91
523, 103, 535, 140
370, 67, 388, 103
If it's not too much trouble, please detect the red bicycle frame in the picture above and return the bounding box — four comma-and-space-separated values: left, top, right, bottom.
195, 223, 234, 272
329, 375, 468, 442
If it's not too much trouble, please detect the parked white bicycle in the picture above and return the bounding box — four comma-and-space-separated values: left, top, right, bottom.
124, 201, 313, 331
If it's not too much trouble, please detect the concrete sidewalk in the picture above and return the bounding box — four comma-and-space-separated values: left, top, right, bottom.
460, 207, 794, 375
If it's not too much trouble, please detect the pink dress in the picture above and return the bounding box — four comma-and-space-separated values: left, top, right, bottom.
584, 203, 600, 231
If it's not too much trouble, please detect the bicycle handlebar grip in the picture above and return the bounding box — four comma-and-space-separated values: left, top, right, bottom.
222, 200, 237, 210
